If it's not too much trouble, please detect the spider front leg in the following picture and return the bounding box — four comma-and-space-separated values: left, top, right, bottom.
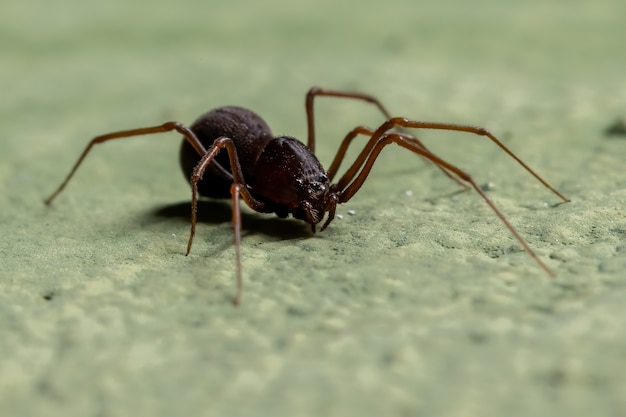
188, 136, 271, 306
305, 87, 467, 189
327, 125, 468, 190
305, 87, 393, 153
331, 118, 569, 277
381, 118, 570, 203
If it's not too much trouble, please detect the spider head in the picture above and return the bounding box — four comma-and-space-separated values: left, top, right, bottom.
293, 173, 331, 229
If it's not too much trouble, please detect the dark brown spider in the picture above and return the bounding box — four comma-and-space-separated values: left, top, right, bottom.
45, 87, 570, 305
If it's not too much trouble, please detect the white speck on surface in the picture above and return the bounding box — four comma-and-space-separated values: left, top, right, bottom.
347, 210, 356, 216
480, 182, 496, 191
336, 214, 344, 220
404, 190, 413, 197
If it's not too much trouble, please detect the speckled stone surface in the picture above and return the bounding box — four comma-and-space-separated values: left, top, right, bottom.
2, 1, 625, 416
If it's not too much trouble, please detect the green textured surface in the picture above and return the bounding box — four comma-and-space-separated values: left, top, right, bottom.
2, 0, 626, 416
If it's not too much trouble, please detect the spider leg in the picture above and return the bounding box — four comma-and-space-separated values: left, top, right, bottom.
326, 125, 376, 181
334, 132, 557, 276
381, 118, 570, 203
44, 122, 207, 205
230, 184, 243, 307
46, 123, 269, 306
327, 125, 468, 189
305, 87, 467, 189
188, 136, 272, 306
305, 87, 393, 153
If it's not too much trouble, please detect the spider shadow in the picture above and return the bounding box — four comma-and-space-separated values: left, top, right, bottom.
150, 199, 312, 242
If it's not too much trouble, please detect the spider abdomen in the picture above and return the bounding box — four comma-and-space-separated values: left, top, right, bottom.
179, 106, 274, 198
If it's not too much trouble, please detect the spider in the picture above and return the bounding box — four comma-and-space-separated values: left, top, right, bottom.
45, 87, 570, 305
